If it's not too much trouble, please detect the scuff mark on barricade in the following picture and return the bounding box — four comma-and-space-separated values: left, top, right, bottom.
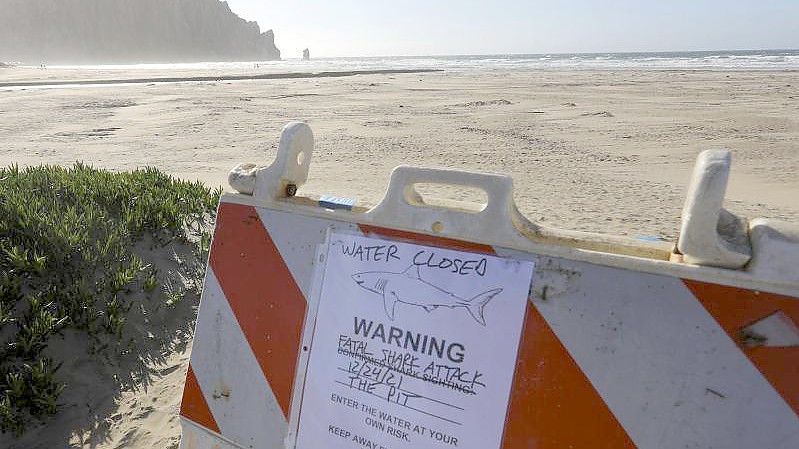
530, 257, 582, 302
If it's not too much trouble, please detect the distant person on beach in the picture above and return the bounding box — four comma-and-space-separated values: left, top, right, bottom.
303, 48, 310, 61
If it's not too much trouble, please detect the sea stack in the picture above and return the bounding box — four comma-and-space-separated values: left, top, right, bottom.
0, 0, 281, 64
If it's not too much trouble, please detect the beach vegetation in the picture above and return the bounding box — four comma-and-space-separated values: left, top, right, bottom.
0, 163, 220, 435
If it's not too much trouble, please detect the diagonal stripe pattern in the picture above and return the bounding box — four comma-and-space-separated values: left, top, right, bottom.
501, 304, 637, 448
180, 364, 221, 434
208, 202, 308, 418
686, 280, 799, 416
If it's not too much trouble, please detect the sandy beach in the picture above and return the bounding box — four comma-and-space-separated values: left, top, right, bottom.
2, 68, 797, 239
1, 66, 798, 447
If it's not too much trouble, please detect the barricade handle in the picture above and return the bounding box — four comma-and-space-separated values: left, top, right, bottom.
677, 149, 751, 268
229, 122, 314, 199
366, 166, 522, 242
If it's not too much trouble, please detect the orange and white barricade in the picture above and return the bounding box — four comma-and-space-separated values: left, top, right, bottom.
179, 122, 798, 449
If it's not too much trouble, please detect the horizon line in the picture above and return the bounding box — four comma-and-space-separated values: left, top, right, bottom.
294, 48, 799, 59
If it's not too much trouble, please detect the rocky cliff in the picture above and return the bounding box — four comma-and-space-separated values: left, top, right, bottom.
0, 0, 280, 64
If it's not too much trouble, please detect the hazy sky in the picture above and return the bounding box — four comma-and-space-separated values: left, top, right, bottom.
225, 0, 799, 58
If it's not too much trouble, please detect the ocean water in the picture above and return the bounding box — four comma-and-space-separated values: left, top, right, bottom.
44, 49, 799, 72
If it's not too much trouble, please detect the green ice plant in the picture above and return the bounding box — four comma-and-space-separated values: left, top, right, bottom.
143, 269, 159, 293
0, 163, 221, 435
26, 359, 64, 415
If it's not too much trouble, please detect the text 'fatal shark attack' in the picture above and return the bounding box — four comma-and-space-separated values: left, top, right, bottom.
340, 240, 488, 277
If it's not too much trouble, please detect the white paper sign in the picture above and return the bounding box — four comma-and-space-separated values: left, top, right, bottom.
294, 232, 534, 449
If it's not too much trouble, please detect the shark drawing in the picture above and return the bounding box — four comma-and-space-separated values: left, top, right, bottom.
351, 265, 502, 325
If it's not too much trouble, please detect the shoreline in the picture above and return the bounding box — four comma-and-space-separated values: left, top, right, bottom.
4, 67, 798, 92
0, 68, 443, 89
